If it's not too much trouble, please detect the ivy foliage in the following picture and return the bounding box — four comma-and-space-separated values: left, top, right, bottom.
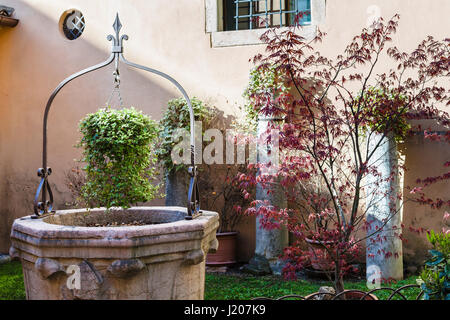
155, 97, 213, 173
239, 65, 290, 132
78, 107, 160, 208
417, 230, 450, 300
355, 87, 410, 143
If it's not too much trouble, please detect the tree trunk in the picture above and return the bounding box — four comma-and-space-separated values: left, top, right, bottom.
334, 277, 345, 297
334, 256, 345, 297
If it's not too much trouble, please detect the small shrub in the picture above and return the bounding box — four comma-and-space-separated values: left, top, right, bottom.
417, 230, 450, 300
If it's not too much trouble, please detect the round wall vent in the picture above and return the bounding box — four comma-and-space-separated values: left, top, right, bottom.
59, 9, 85, 40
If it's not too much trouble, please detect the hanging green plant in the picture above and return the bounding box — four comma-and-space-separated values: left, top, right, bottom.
155, 97, 213, 174
78, 107, 160, 208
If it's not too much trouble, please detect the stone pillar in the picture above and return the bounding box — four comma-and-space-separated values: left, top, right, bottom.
165, 170, 189, 207
254, 184, 288, 275
242, 116, 288, 275
165, 121, 202, 207
366, 132, 403, 285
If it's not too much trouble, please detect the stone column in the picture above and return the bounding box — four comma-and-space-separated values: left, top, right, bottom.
165, 121, 202, 207
242, 116, 288, 275
365, 132, 403, 284
164, 170, 189, 206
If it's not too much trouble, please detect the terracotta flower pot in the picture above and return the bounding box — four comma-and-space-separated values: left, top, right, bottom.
305, 237, 336, 271
206, 231, 238, 267
10, 207, 219, 300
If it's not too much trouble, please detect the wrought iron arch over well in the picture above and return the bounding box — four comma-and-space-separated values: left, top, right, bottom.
34, 13, 200, 220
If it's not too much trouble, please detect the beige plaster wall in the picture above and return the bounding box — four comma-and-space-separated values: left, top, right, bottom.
0, 0, 448, 266
0, 0, 262, 257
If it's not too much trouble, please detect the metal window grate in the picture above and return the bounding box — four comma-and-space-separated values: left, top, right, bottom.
62, 10, 85, 40
229, 0, 311, 31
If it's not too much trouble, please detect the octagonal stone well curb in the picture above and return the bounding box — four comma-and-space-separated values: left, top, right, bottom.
9, 207, 219, 300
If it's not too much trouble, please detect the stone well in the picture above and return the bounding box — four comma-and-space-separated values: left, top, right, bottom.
9, 207, 219, 300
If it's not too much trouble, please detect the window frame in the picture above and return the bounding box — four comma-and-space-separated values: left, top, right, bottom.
205, 0, 326, 48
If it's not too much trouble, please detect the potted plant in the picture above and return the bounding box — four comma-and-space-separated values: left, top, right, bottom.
156, 97, 248, 266
10, 107, 219, 300
239, 14, 449, 299
289, 177, 338, 272
200, 164, 251, 267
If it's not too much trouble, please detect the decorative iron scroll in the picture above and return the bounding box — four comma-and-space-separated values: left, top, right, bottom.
33, 13, 200, 219
252, 284, 425, 300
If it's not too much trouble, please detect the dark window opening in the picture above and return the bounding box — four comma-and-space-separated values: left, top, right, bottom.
223, 0, 311, 31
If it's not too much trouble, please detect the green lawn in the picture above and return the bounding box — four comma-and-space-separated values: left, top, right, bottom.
0, 261, 25, 300
204, 273, 420, 300
0, 261, 420, 300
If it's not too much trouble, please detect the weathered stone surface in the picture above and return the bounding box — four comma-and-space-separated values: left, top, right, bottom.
35, 258, 65, 279
252, 116, 288, 275
165, 170, 189, 207
208, 238, 219, 253
315, 286, 336, 300
107, 259, 145, 278
10, 207, 219, 300
240, 254, 272, 276
0, 254, 11, 265
62, 260, 105, 300
184, 249, 205, 265
365, 133, 403, 282
9, 247, 19, 260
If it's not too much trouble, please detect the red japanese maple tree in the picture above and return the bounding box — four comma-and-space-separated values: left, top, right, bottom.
239, 15, 449, 293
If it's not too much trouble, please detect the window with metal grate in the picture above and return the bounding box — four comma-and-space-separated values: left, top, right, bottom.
223, 0, 311, 31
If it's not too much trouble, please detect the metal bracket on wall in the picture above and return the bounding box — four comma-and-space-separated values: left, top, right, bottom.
33, 13, 201, 220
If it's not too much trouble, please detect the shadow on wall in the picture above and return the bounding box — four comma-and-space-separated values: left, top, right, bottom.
198, 109, 256, 262
0, 1, 179, 253
402, 127, 450, 271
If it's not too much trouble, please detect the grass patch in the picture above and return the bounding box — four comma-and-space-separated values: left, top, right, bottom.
0, 261, 420, 300
204, 273, 420, 300
0, 261, 26, 300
